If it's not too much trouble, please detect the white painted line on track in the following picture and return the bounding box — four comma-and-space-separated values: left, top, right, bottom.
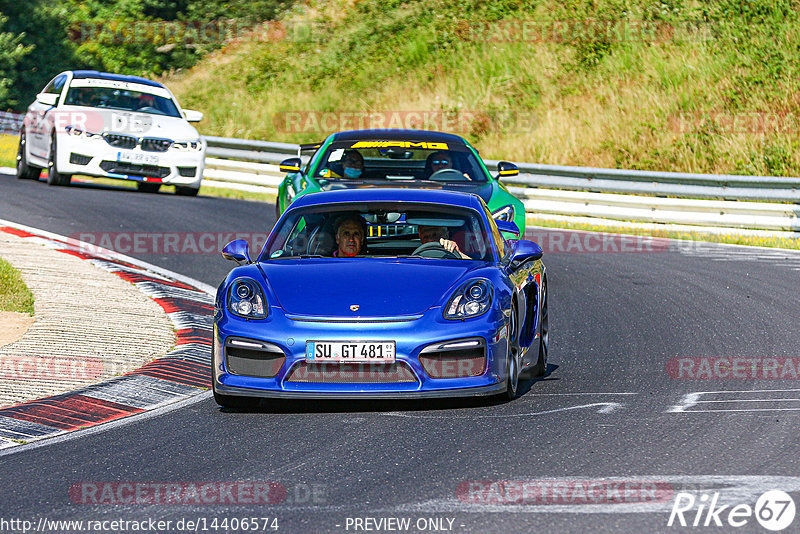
384, 402, 624, 419
668, 389, 800, 413
521, 392, 637, 396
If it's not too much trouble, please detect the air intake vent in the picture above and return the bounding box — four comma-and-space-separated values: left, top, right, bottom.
69, 153, 92, 165
286, 362, 417, 383
418, 339, 486, 378
226, 348, 285, 378
100, 160, 170, 178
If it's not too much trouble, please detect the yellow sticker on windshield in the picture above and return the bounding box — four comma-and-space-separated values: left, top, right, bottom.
350, 141, 449, 150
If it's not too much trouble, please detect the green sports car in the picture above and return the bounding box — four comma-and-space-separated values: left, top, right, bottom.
276, 129, 526, 237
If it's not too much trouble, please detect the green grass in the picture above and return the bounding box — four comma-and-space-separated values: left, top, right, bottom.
163, 0, 800, 177
0, 134, 17, 168
0, 257, 34, 315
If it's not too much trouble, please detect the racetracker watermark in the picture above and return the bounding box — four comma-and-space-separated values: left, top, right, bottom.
68, 19, 326, 45
667, 358, 800, 380
452, 19, 713, 43
0, 355, 104, 381
669, 111, 800, 134
525, 229, 670, 253
271, 110, 537, 134
24, 110, 159, 137
457, 480, 674, 504
69, 232, 268, 256
69, 482, 288, 505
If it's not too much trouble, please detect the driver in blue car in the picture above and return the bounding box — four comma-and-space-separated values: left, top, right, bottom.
334, 213, 368, 257
418, 225, 470, 259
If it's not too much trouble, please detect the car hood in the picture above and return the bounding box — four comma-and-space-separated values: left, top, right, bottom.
319, 180, 494, 204
258, 259, 481, 318
59, 105, 199, 141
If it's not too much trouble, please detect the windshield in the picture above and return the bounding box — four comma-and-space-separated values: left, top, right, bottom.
311, 140, 488, 182
63, 87, 181, 117
263, 202, 494, 261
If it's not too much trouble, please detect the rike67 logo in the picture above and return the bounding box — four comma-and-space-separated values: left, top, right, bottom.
668, 490, 796, 531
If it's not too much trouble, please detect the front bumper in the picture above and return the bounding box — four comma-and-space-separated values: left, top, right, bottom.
213, 306, 510, 399
56, 134, 205, 187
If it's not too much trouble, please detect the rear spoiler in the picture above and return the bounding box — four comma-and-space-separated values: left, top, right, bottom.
298, 142, 322, 157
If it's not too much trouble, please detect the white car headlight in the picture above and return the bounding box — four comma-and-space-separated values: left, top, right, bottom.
227, 278, 267, 319
444, 279, 494, 320
65, 126, 102, 139
171, 139, 203, 151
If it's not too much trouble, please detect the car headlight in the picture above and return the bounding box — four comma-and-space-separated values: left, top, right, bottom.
444, 279, 494, 320
492, 204, 515, 222
171, 139, 203, 151
227, 278, 267, 319
65, 125, 101, 139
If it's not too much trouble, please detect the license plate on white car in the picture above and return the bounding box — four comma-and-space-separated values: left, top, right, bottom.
117, 151, 159, 165
305, 341, 396, 363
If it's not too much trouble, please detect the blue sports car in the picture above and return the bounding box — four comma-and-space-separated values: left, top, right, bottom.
212, 189, 548, 407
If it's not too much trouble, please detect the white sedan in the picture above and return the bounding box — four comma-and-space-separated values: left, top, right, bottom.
16, 70, 206, 196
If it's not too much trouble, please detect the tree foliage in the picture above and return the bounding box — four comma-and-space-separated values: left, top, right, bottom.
0, 0, 291, 110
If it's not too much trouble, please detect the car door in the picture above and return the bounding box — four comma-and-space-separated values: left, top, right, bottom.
27, 74, 67, 159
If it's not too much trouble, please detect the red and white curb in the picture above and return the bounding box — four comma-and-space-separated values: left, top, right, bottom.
0, 220, 215, 449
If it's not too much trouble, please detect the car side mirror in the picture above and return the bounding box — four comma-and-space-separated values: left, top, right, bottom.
182, 109, 204, 122
280, 157, 302, 173
36, 93, 58, 106
222, 239, 251, 265
496, 220, 520, 237
510, 239, 543, 263
496, 161, 519, 180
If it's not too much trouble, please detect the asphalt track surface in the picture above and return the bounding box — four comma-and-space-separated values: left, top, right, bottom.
2, 174, 800, 533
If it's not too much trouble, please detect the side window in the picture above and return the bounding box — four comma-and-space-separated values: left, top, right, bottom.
43, 75, 67, 96
483, 205, 507, 259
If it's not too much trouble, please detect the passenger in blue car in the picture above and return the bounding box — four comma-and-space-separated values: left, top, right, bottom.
333, 213, 367, 257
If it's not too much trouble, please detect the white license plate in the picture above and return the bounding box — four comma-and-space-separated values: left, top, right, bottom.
117, 151, 159, 165
305, 341, 396, 363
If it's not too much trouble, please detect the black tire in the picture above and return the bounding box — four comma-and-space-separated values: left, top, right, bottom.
136, 182, 161, 194
529, 279, 549, 378
496, 304, 520, 402
46, 136, 71, 186
16, 132, 39, 180
175, 186, 199, 197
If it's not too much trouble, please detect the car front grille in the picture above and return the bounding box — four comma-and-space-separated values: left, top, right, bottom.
141, 137, 172, 152
100, 160, 170, 178
103, 133, 137, 149
285, 362, 417, 383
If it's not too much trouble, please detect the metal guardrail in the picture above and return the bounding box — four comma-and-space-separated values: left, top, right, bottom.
1, 116, 796, 232
200, 136, 800, 232
0, 112, 24, 135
